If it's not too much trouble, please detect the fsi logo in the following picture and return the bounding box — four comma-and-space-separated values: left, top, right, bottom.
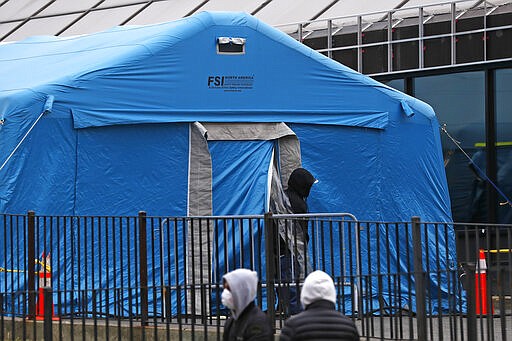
207, 75, 254, 92
207, 76, 224, 87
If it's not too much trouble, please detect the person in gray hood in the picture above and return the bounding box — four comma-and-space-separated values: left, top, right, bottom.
280, 270, 359, 340
222, 269, 273, 341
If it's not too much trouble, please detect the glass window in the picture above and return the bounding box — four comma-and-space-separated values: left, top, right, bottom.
5, 14, 81, 41
124, 0, 204, 25
414, 72, 485, 223
96, 0, 144, 8
198, 0, 265, 13
61, 5, 145, 36
383, 79, 404, 92
0, 22, 20, 42
255, 0, 333, 27
0, 0, 49, 21
313, 0, 404, 28
495, 68, 512, 224
37, 0, 99, 16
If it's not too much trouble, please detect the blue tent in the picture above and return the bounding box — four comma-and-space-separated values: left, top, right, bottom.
0, 12, 456, 315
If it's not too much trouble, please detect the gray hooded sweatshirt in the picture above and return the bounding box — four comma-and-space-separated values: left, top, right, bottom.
223, 269, 258, 320
223, 269, 273, 341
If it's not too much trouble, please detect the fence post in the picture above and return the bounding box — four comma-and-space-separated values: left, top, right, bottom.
464, 262, 477, 341
138, 211, 148, 327
164, 285, 171, 323
264, 212, 276, 328
92, 289, 98, 340
0, 293, 4, 340
411, 216, 427, 341
27, 210, 36, 319
43, 287, 53, 341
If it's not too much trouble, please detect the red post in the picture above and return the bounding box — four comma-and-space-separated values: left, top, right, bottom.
35, 253, 59, 321
475, 249, 494, 315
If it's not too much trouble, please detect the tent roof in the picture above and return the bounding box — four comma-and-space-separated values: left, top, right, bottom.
0, 11, 435, 129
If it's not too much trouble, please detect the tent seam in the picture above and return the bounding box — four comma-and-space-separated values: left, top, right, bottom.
72, 125, 78, 216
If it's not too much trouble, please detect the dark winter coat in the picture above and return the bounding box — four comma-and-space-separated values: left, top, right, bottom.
282, 168, 317, 250
223, 302, 274, 341
279, 300, 359, 341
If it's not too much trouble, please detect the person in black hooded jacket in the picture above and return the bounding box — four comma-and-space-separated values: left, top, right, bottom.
277, 168, 317, 315
285, 167, 317, 231
285, 168, 316, 214
280, 270, 360, 341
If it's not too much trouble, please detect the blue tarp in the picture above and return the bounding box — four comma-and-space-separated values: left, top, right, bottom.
0, 11, 456, 315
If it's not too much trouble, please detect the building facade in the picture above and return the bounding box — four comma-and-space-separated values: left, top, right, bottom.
291, 1, 512, 224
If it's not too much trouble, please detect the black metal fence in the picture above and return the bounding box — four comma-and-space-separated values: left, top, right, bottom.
0, 212, 510, 340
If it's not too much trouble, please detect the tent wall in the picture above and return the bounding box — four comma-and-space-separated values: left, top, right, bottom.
293, 118, 451, 223
75, 123, 189, 216
292, 118, 456, 312
0, 116, 190, 216
0, 107, 75, 215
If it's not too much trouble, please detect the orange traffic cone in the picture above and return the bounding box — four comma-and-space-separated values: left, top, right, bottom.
35, 252, 59, 320
475, 249, 494, 315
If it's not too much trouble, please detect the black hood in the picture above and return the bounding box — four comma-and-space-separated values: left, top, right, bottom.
287, 168, 316, 199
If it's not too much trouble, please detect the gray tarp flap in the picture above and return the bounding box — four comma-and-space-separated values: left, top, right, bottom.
277, 135, 301, 191
269, 163, 311, 280
203, 122, 295, 140
189, 122, 212, 216
187, 122, 213, 314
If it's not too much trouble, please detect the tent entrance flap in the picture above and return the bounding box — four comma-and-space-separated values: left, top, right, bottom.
188, 122, 301, 216
186, 122, 301, 314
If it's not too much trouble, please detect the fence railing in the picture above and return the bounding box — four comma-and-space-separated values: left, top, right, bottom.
0, 212, 511, 340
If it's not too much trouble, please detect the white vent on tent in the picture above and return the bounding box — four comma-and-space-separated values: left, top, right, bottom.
217, 37, 245, 55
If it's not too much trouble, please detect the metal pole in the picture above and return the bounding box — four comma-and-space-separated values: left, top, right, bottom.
27, 211, 36, 319
327, 19, 333, 59
387, 11, 393, 73
43, 287, 53, 341
355, 221, 363, 318
264, 212, 276, 329
411, 217, 427, 341
357, 16, 363, 73
451, 2, 457, 65
485, 69, 498, 223
164, 285, 171, 323
159, 219, 168, 320
483, 0, 487, 61
0, 293, 4, 340
92, 289, 98, 340
464, 263, 477, 341
0, 109, 48, 172
138, 211, 148, 326
419, 7, 424, 69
